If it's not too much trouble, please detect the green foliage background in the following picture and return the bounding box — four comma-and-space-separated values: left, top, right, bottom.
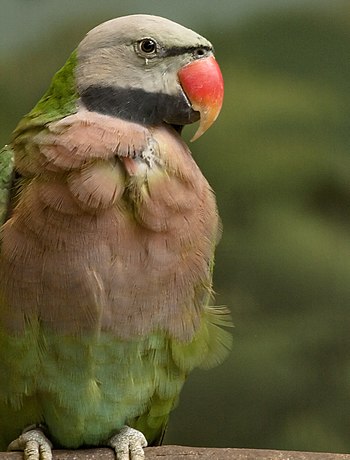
1, 0, 350, 454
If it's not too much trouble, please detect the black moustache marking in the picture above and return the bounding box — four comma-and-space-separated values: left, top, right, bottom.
80, 85, 200, 126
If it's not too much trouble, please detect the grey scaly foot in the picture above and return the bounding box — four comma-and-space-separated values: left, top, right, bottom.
7, 427, 53, 460
108, 425, 147, 460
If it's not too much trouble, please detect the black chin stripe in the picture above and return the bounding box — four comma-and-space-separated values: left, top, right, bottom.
80, 85, 200, 126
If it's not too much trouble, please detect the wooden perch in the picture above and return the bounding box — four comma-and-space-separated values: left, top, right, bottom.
1, 446, 350, 460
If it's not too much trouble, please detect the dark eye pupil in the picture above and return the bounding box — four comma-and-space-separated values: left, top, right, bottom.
141, 39, 156, 53
195, 48, 206, 58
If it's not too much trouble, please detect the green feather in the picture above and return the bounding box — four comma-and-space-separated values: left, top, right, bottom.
171, 305, 233, 372
0, 304, 231, 450
13, 50, 78, 136
0, 145, 14, 225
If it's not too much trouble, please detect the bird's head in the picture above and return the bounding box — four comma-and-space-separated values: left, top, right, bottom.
76, 14, 223, 140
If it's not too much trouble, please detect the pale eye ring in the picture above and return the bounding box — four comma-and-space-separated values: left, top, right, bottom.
138, 38, 157, 55
194, 47, 207, 58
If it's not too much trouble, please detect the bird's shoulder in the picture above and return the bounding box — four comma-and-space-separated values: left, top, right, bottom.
0, 145, 14, 226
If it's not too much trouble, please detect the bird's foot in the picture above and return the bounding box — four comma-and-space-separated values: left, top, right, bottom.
108, 425, 147, 460
7, 427, 53, 460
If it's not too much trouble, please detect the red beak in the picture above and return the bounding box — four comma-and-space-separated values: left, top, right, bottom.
178, 55, 224, 141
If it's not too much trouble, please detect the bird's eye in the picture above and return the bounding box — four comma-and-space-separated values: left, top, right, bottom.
138, 38, 157, 55
194, 48, 207, 59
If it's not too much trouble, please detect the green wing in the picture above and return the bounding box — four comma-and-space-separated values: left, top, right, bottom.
0, 50, 79, 227
0, 145, 14, 226
14, 50, 78, 135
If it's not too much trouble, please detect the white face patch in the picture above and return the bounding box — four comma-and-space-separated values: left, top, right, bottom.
122, 138, 163, 177
139, 139, 158, 169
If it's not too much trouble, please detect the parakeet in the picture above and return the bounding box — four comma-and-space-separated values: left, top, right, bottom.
0, 14, 231, 460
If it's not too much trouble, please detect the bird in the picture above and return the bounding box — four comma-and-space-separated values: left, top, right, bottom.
0, 14, 231, 460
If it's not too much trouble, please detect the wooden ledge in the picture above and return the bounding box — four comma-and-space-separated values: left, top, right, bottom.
1, 446, 350, 460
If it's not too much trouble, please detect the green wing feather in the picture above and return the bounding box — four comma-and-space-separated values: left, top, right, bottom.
0, 145, 14, 225
14, 51, 78, 135
0, 49, 78, 224
1, 49, 78, 225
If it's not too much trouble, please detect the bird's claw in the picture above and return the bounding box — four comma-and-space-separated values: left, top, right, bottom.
7, 428, 53, 460
108, 425, 147, 460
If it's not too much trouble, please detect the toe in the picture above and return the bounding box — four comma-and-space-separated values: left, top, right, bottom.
108, 425, 147, 460
8, 428, 52, 460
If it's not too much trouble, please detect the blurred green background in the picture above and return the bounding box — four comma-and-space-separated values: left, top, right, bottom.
2, 0, 350, 454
